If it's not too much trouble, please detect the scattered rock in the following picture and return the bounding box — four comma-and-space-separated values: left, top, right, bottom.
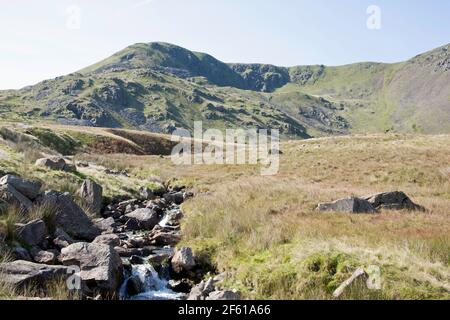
125, 274, 145, 296
15, 219, 48, 247
317, 197, 376, 214
149, 230, 181, 246
0, 175, 41, 200
80, 179, 103, 214
52, 228, 74, 249
163, 192, 184, 205
187, 278, 216, 300
129, 255, 146, 265
93, 234, 121, 247
171, 247, 196, 273
94, 217, 117, 234
42, 191, 100, 241
365, 191, 425, 211
168, 279, 192, 293
60, 242, 123, 295
0, 260, 69, 290
125, 208, 160, 230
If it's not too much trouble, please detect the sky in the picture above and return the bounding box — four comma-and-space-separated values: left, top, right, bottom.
1, 0, 450, 89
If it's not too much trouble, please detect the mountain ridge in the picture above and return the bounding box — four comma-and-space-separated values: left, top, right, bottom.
0, 41, 449, 138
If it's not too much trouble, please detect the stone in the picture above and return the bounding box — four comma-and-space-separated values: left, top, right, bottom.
187, 278, 216, 300
12, 247, 32, 261
206, 290, 241, 300
124, 218, 141, 231
129, 255, 146, 265
35, 157, 67, 171
93, 234, 120, 247
168, 279, 192, 293
125, 208, 160, 230
0, 260, 70, 289
30, 247, 57, 265
15, 219, 47, 247
60, 242, 123, 295
149, 230, 181, 246
42, 191, 100, 241
52, 228, 74, 249
94, 217, 116, 234
171, 247, 196, 273
365, 191, 425, 211
80, 179, 103, 214
0, 184, 33, 211
0, 175, 41, 200
125, 275, 145, 296
317, 197, 376, 214
163, 192, 184, 205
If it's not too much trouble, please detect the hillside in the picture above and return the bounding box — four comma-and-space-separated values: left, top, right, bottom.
0, 123, 449, 299
0, 42, 449, 137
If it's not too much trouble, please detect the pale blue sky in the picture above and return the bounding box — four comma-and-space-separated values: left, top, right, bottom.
1, 0, 449, 89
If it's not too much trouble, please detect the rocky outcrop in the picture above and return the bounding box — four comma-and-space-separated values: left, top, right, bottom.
317, 197, 376, 214
15, 219, 48, 247
80, 179, 103, 214
42, 191, 100, 241
60, 242, 123, 295
0, 260, 70, 290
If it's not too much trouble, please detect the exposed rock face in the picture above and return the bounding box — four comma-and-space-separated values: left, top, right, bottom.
365, 191, 425, 211
125, 208, 160, 230
0, 260, 70, 289
60, 242, 123, 295
42, 191, 100, 241
317, 197, 376, 214
80, 179, 103, 214
35, 157, 76, 172
15, 219, 48, 247
0, 175, 41, 200
93, 234, 121, 247
171, 247, 196, 273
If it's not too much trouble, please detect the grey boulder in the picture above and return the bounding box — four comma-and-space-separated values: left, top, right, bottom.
0, 175, 41, 200
93, 234, 121, 247
365, 191, 425, 211
125, 208, 160, 230
0, 184, 33, 211
60, 242, 123, 294
15, 219, 48, 247
80, 179, 103, 214
42, 191, 100, 241
317, 197, 376, 214
171, 247, 196, 273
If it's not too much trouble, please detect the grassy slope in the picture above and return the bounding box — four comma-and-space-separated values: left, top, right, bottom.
2, 123, 447, 300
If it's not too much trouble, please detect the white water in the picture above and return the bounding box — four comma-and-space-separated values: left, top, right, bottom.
119, 264, 185, 300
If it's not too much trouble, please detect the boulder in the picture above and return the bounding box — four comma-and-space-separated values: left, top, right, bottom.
125, 208, 160, 230
11, 247, 32, 261
80, 179, 103, 214
52, 228, 74, 249
93, 217, 116, 234
60, 242, 123, 294
317, 197, 376, 214
206, 290, 241, 300
171, 247, 196, 273
365, 191, 425, 211
168, 279, 192, 293
35, 157, 67, 171
93, 234, 120, 247
30, 247, 57, 265
0, 184, 33, 211
187, 278, 216, 300
0, 260, 70, 289
0, 175, 41, 200
15, 219, 47, 247
163, 192, 184, 205
42, 191, 100, 241
125, 275, 145, 296
149, 230, 181, 246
